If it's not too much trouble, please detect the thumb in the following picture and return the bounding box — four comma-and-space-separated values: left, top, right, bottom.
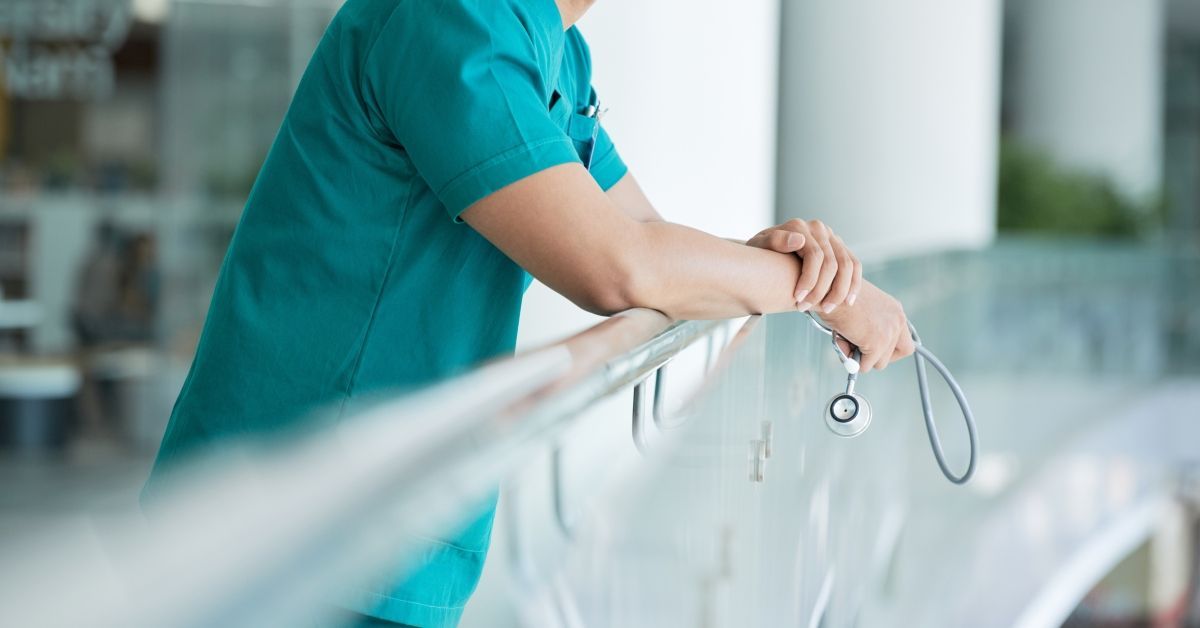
748, 229, 805, 253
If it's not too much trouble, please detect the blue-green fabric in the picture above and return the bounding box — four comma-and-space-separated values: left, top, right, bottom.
143, 0, 626, 625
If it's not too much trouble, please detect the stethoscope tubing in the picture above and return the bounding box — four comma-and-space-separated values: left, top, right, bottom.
806, 312, 978, 484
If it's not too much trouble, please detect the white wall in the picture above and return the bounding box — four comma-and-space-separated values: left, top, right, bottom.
776, 0, 1002, 260
1008, 0, 1165, 201
515, 0, 781, 351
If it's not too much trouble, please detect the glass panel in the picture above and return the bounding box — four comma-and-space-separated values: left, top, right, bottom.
543, 240, 1200, 628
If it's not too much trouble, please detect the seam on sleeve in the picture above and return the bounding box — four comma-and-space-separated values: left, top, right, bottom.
436, 135, 575, 200
357, 2, 413, 144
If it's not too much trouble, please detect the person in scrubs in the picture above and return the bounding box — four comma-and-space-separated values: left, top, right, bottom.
144, 0, 916, 625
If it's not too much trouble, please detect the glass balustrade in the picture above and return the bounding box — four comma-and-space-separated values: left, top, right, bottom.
522, 239, 1200, 628
0, 239, 1196, 628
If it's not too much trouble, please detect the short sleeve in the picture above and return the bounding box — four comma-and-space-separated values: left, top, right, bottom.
363, 0, 578, 220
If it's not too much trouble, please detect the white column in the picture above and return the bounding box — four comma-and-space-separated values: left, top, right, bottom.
1008, 0, 1165, 201
777, 0, 1003, 259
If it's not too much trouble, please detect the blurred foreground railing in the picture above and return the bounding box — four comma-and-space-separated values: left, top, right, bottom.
0, 307, 730, 628
0, 239, 1197, 628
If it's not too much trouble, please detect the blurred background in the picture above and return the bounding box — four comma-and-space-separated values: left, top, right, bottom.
0, 0, 1198, 626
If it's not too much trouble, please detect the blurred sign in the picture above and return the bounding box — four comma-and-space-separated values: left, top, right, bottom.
0, 0, 133, 100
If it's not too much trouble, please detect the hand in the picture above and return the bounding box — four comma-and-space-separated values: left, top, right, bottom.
745, 219, 862, 314
819, 281, 915, 372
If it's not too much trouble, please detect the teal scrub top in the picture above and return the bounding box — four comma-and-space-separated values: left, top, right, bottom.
143, 0, 627, 625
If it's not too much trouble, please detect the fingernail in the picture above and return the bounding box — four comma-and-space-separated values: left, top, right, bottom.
787, 233, 802, 248
796, 301, 812, 312
848, 292, 858, 306
822, 302, 837, 314
794, 289, 810, 303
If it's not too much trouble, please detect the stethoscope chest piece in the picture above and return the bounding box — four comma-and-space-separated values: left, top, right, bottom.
821, 336, 872, 438
825, 392, 871, 437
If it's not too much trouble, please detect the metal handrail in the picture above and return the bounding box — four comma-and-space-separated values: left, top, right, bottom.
550, 316, 747, 539
0, 309, 728, 628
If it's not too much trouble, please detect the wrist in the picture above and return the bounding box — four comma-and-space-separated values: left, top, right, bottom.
817, 279, 884, 327
816, 301, 856, 327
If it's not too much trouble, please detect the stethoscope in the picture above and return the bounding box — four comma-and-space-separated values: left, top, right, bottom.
581, 99, 976, 484
805, 311, 979, 485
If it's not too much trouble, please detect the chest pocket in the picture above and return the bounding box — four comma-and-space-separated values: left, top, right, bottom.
548, 90, 599, 163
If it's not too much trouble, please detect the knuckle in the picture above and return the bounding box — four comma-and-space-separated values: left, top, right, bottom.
808, 219, 826, 233
785, 218, 805, 230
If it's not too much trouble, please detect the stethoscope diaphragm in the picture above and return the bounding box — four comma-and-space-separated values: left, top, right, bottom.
825, 392, 871, 437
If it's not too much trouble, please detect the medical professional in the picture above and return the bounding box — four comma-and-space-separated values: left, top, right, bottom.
144, 0, 914, 626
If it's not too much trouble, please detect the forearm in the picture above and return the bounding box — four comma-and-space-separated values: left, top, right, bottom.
625, 221, 801, 320
463, 164, 799, 320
